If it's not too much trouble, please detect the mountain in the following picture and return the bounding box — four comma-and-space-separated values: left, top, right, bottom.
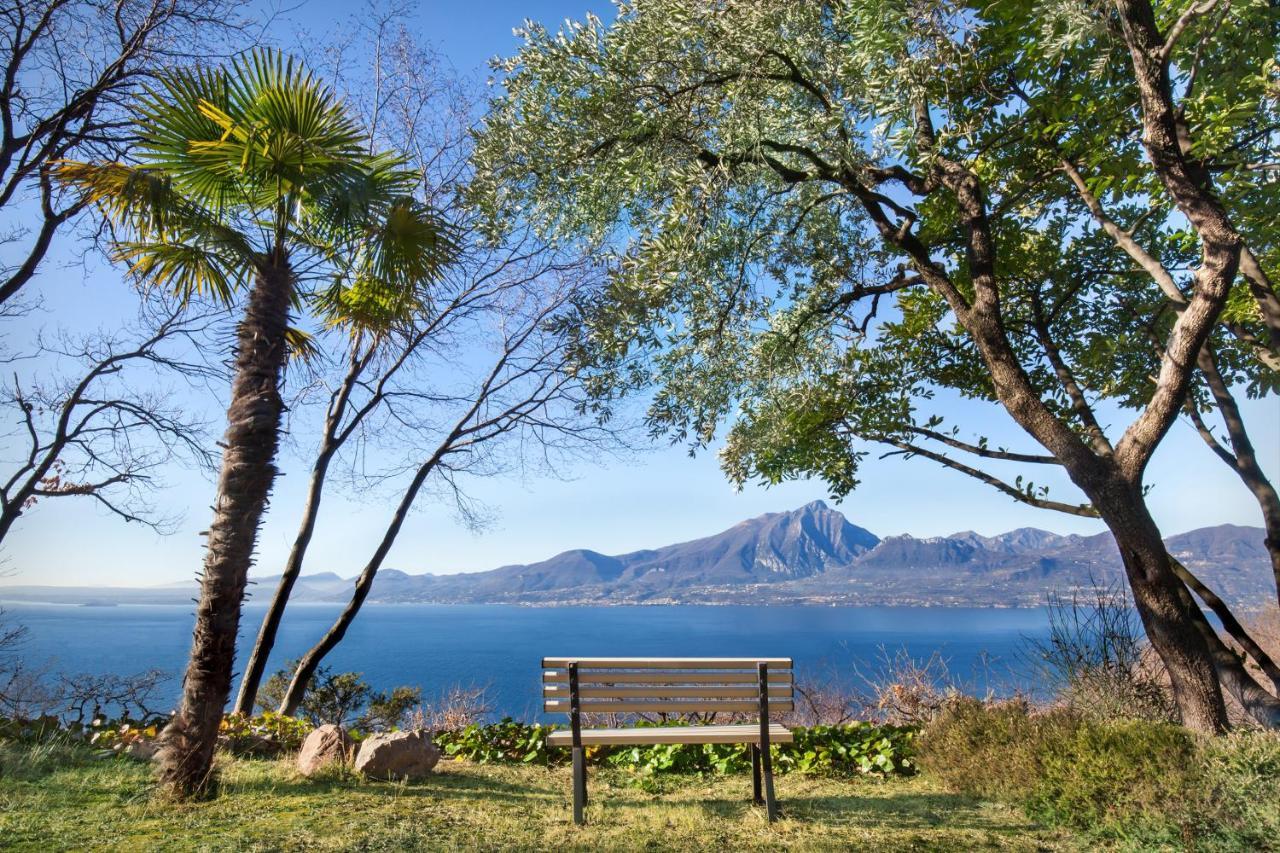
0, 503, 1269, 609
392, 500, 880, 602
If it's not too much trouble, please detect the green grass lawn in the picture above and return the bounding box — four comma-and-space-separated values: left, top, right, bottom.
0, 744, 1072, 851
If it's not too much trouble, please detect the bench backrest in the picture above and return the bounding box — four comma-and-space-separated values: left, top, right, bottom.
541, 657, 794, 716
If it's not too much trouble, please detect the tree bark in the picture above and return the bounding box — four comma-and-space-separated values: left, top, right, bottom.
1187, 604, 1280, 728
1193, 347, 1280, 610
156, 258, 293, 797
1171, 556, 1280, 696
1090, 480, 1230, 733
232, 347, 370, 716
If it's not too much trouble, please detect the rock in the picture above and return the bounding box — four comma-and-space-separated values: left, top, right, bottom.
354, 730, 441, 781
296, 724, 353, 777
121, 739, 158, 761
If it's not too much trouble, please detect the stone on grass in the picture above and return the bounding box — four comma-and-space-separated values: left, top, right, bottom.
354, 730, 441, 781
297, 724, 354, 777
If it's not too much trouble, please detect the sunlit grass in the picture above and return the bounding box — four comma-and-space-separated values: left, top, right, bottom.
0, 741, 1071, 851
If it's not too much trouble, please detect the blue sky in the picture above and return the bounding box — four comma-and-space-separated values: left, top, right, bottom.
1, 0, 1277, 587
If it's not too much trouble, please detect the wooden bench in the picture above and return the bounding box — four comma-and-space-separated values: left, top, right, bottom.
542, 657, 794, 824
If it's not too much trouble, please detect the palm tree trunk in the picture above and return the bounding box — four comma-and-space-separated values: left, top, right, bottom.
157, 260, 293, 798
230, 449, 333, 717
232, 346, 369, 716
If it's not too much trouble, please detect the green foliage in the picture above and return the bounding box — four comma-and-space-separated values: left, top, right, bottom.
919, 699, 1280, 847
1025, 717, 1197, 837
1193, 730, 1280, 851
434, 718, 562, 766
916, 698, 1050, 800
470, 0, 1280, 510
0, 711, 316, 759
88, 719, 164, 755
56, 47, 456, 334
434, 718, 916, 777
258, 663, 419, 732
218, 712, 313, 753
782, 723, 916, 776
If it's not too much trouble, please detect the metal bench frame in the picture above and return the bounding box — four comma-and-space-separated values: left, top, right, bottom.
541, 657, 793, 824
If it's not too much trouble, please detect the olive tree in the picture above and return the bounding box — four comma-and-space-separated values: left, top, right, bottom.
471, 0, 1279, 730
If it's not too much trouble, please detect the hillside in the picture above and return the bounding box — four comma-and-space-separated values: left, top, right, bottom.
1, 502, 1270, 609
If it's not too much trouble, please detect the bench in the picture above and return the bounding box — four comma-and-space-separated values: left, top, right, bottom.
541, 657, 794, 824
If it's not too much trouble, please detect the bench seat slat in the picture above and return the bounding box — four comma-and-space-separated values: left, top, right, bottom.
544, 699, 794, 713
542, 671, 792, 684
541, 657, 792, 669
543, 685, 792, 699
547, 724, 793, 746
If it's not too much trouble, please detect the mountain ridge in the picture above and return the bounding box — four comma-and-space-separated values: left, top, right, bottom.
1, 502, 1269, 609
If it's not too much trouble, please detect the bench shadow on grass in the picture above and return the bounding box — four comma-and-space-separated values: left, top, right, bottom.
223, 766, 1030, 836
597, 790, 1025, 834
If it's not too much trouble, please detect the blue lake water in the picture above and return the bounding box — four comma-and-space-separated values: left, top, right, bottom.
3, 603, 1054, 719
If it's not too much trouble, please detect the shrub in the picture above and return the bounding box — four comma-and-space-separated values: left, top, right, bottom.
915, 697, 1048, 799
258, 663, 421, 731
407, 685, 492, 731
1192, 730, 1280, 851
1025, 717, 1196, 837
219, 712, 313, 753
917, 699, 1280, 846
776, 723, 915, 776
1023, 583, 1177, 724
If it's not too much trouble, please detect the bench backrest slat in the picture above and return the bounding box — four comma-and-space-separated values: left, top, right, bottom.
541, 657, 793, 716
544, 685, 792, 699
542, 657, 791, 669
543, 671, 792, 684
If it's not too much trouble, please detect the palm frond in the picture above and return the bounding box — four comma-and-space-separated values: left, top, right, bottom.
54, 160, 254, 302
284, 325, 323, 364
113, 240, 248, 303
312, 196, 457, 331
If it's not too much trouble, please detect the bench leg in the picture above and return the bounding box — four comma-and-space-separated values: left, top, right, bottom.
751, 745, 763, 805
572, 746, 587, 825
760, 743, 778, 822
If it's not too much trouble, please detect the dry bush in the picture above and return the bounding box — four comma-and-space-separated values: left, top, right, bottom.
788, 679, 863, 726
1025, 583, 1177, 723
859, 648, 967, 726
409, 685, 493, 731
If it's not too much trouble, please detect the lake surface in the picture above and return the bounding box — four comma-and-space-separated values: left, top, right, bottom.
3, 603, 1054, 719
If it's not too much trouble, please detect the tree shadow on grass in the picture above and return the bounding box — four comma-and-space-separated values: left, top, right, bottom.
222, 765, 561, 806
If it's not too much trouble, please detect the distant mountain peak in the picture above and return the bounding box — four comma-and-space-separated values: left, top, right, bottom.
1, 508, 1267, 610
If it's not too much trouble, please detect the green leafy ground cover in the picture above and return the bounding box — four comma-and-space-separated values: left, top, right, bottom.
434, 720, 916, 776
0, 741, 1068, 851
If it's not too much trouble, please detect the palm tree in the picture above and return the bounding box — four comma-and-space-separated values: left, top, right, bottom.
57, 49, 455, 798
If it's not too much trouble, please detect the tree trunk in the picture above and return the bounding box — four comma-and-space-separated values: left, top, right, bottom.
1191, 611, 1280, 728
233, 344, 374, 716
1195, 347, 1280, 610
156, 260, 293, 798
278, 455, 438, 717
231, 445, 335, 716
1091, 481, 1230, 733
